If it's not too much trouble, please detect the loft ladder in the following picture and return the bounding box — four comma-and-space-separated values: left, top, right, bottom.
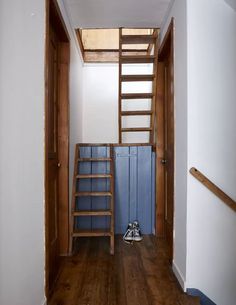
69, 144, 115, 255
118, 28, 159, 144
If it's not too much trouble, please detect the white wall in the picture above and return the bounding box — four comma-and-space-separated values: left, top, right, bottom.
82, 64, 118, 143
0, 1, 83, 304
82, 63, 153, 143
186, 1, 236, 304
0, 1, 45, 305
160, 0, 188, 289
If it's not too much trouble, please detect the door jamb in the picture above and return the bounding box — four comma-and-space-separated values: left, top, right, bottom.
45, 0, 70, 298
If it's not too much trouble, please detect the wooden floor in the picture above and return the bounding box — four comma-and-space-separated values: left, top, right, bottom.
49, 236, 199, 305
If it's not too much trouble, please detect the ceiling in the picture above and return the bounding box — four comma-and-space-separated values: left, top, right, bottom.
63, 0, 173, 29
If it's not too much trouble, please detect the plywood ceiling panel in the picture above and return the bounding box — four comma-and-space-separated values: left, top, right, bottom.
81, 29, 152, 50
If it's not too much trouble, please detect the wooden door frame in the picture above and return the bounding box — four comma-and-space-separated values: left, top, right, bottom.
45, 0, 70, 298
155, 19, 175, 246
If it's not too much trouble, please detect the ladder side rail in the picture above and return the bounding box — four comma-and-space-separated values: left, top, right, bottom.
69, 144, 79, 255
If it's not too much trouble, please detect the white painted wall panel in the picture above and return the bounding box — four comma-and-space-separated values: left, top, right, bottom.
0, 1, 83, 304
187, 1, 236, 304
0, 1, 45, 304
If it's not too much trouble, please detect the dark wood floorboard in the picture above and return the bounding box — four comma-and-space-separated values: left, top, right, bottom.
49, 236, 200, 305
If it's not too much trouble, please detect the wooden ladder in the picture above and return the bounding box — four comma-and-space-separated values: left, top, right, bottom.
118, 29, 159, 144
69, 144, 115, 255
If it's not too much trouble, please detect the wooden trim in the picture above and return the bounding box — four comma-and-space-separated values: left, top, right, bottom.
155, 19, 175, 244
118, 28, 122, 143
190, 167, 236, 213
155, 62, 165, 237
110, 146, 115, 255
69, 145, 79, 255
49, 0, 70, 42
44, 0, 50, 297
149, 29, 159, 143
45, 0, 70, 298
159, 18, 174, 61
57, 42, 70, 255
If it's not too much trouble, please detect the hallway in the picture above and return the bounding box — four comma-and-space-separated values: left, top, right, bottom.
49, 236, 199, 305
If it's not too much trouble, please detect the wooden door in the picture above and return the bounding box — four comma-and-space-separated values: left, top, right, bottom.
46, 24, 60, 293
45, 0, 70, 298
164, 52, 174, 262
157, 20, 174, 262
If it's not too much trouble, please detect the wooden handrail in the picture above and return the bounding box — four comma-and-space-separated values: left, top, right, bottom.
190, 167, 236, 213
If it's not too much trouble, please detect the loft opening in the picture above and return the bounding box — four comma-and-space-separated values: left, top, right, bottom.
76, 28, 156, 62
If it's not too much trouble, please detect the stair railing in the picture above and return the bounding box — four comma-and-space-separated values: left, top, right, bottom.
190, 167, 236, 212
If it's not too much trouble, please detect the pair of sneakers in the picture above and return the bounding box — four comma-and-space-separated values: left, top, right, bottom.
123, 221, 143, 243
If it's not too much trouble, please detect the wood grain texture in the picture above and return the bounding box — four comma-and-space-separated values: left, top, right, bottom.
155, 62, 165, 237
118, 28, 122, 143
70, 144, 115, 255
121, 34, 156, 44
121, 55, 155, 63
121, 110, 153, 116
190, 167, 236, 212
121, 93, 153, 99
57, 42, 70, 256
158, 19, 175, 261
48, 236, 200, 305
121, 127, 152, 132
45, 0, 70, 296
149, 29, 159, 143
121, 74, 155, 82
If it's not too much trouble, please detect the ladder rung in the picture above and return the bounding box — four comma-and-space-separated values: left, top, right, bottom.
73, 210, 112, 216
121, 127, 152, 132
78, 158, 112, 162
121, 55, 155, 64
76, 174, 112, 179
121, 35, 156, 44
121, 110, 152, 116
121, 74, 155, 82
75, 192, 112, 197
72, 229, 112, 237
121, 93, 153, 99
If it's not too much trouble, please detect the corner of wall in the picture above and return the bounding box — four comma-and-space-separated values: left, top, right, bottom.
172, 261, 186, 291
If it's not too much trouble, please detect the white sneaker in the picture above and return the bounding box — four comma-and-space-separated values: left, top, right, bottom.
133, 221, 143, 241
123, 223, 134, 243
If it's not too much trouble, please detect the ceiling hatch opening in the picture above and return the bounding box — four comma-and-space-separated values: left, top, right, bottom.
76, 28, 158, 63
